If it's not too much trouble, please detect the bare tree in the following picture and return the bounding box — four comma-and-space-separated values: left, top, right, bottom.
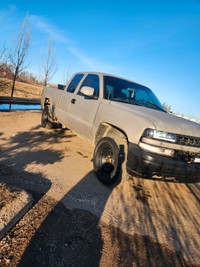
0, 48, 7, 69
0, 48, 10, 91
163, 102, 173, 113
63, 59, 71, 85
41, 34, 57, 86
9, 13, 31, 97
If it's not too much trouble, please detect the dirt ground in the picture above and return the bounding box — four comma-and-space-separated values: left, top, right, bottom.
0, 110, 200, 266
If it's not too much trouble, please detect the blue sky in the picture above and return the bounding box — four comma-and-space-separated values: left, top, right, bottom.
0, 0, 200, 118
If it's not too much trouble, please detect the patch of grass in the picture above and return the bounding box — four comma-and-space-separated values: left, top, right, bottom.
0, 183, 18, 209
0, 78, 43, 99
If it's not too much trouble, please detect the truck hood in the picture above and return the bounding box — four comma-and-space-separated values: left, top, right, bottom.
111, 101, 200, 138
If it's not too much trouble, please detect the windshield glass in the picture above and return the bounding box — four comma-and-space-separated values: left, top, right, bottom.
104, 76, 165, 112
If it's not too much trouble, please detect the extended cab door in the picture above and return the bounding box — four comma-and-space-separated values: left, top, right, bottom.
56, 74, 84, 125
67, 74, 101, 141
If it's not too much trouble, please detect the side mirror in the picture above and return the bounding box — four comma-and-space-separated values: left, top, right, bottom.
80, 86, 97, 99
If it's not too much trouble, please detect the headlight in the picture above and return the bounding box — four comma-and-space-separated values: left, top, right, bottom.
143, 129, 177, 143
194, 158, 200, 163
139, 142, 174, 157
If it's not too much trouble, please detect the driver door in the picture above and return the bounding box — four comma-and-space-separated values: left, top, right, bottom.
68, 74, 101, 140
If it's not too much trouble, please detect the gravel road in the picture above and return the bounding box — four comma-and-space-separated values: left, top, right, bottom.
0, 110, 200, 266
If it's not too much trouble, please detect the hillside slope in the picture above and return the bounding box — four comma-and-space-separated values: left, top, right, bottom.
0, 79, 43, 99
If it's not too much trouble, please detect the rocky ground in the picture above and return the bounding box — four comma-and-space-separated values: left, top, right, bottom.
0, 183, 19, 210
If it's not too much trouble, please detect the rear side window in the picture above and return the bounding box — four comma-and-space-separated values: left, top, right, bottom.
67, 74, 84, 93
78, 74, 99, 97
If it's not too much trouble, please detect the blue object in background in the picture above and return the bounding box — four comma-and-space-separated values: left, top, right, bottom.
0, 104, 42, 110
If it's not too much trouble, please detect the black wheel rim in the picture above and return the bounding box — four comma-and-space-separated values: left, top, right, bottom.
99, 147, 115, 174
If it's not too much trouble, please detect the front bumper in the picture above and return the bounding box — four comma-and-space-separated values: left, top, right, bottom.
127, 143, 200, 182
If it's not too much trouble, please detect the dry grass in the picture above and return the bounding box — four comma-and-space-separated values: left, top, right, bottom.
0, 79, 43, 99
0, 183, 18, 209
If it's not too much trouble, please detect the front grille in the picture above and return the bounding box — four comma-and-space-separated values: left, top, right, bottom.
177, 135, 200, 147
174, 150, 200, 163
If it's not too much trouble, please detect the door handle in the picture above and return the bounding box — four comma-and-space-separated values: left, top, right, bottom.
71, 98, 76, 104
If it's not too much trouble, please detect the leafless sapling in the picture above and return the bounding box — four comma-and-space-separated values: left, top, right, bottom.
9, 13, 32, 98
41, 34, 57, 86
0, 48, 10, 91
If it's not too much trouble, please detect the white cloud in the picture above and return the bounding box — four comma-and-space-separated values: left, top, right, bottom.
30, 15, 72, 44
8, 5, 17, 12
0, 4, 17, 19
30, 15, 115, 71
0, 5, 18, 35
68, 46, 114, 70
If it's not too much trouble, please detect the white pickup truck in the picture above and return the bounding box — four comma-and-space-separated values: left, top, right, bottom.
41, 72, 200, 186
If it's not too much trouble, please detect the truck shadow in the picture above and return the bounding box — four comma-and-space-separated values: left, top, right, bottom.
18, 171, 112, 266
17, 173, 195, 267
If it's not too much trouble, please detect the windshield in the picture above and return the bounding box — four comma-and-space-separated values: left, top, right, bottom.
104, 76, 165, 112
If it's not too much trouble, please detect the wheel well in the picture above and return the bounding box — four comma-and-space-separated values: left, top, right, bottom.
95, 123, 128, 145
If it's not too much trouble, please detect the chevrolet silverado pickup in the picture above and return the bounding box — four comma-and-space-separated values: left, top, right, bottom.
41, 72, 200, 186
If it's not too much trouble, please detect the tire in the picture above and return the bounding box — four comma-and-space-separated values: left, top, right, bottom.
93, 137, 126, 186
41, 106, 53, 129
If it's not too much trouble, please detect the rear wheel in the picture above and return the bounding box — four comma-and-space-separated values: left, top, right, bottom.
93, 137, 126, 186
41, 106, 53, 129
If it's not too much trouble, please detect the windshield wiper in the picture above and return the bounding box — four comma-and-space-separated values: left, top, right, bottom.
110, 98, 141, 106
140, 101, 166, 112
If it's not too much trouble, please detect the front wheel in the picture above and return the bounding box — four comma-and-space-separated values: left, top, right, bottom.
93, 137, 126, 186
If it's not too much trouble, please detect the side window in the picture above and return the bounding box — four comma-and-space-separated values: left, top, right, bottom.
78, 74, 99, 97
67, 74, 84, 93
